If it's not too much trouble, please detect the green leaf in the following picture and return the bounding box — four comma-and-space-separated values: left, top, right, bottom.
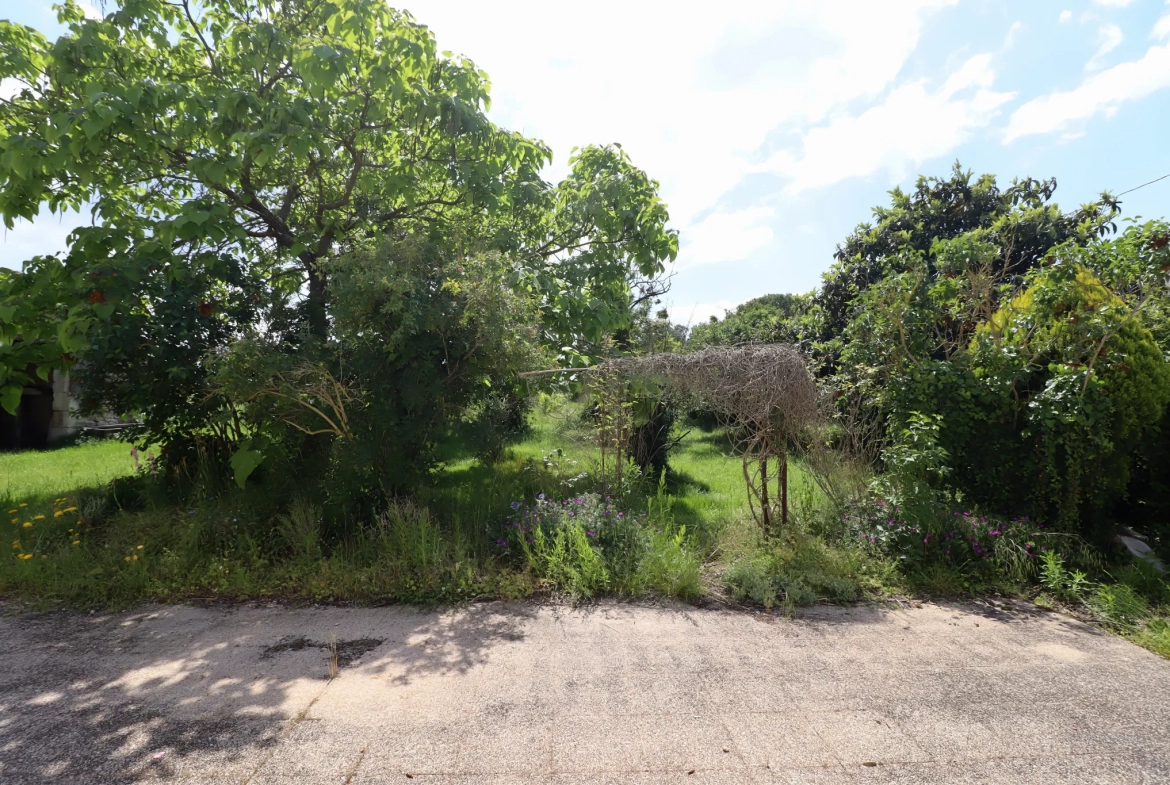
94, 302, 114, 319
230, 439, 268, 489
0, 384, 21, 416
0, 305, 15, 323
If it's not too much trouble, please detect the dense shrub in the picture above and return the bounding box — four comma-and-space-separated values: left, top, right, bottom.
212, 239, 547, 517
813, 165, 1117, 371
969, 265, 1170, 527
627, 392, 678, 479
724, 533, 861, 609
506, 492, 699, 598
836, 216, 1170, 541
73, 254, 264, 452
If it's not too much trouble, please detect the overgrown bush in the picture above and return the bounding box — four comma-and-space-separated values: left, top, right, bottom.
1135, 619, 1170, 658
627, 392, 678, 480
641, 525, 702, 599
506, 491, 700, 599
816, 164, 1170, 542
724, 532, 863, 610
211, 239, 547, 520
1088, 583, 1149, 630
964, 262, 1170, 533
369, 499, 479, 602
276, 499, 322, 564
840, 412, 1117, 592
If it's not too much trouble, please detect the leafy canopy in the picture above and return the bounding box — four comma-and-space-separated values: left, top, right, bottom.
687, 294, 808, 349
813, 162, 1120, 369
0, 0, 677, 418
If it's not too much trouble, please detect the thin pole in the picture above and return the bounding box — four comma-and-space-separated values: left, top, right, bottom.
781, 447, 788, 529
759, 452, 770, 536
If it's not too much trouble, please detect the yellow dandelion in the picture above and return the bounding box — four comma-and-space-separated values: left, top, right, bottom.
7, 509, 15, 514
132, 554, 139, 561
63, 507, 78, 513
53, 511, 64, 518
137, 545, 144, 550
9, 518, 16, 524
33, 514, 45, 520
11, 540, 19, 549
18, 553, 32, 560
19, 503, 27, 508
22, 522, 33, 529
78, 518, 85, 524
72, 541, 80, 546
124, 556, 131, 562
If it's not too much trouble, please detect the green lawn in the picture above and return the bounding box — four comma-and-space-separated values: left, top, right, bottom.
0, 406, 794, 533
0, 440, 137, 504
511, 401, 815, 531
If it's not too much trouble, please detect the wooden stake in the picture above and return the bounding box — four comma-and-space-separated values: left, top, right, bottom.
781, 448, 788, 529
760, 453, 770, 536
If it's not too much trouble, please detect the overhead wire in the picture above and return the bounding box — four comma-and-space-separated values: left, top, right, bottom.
1116, 172, 1170, 198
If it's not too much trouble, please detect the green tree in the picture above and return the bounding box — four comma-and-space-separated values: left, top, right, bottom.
813, 163, 1119, 370
0, 0, 676, 430
815, 161, 1169, 537
841, 219, 1170, 537
624, 301, 687, 354
687, 293, 809, 348
512, 144, 679, 363
214, 237, 546, 501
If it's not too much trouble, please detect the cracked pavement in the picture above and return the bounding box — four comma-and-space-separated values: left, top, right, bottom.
1, 598, 1168, 783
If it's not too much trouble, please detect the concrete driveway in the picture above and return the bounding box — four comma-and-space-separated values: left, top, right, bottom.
0, 599, 1167, 784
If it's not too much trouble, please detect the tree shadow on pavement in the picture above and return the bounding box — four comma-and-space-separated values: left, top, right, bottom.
0, 602, 533, 784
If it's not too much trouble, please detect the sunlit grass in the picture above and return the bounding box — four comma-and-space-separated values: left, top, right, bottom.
506, 400, 820, 547
0, 440, 137, 504
0, 400, 836, 610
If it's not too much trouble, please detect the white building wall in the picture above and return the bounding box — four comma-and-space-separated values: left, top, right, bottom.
47, 371, 135, 443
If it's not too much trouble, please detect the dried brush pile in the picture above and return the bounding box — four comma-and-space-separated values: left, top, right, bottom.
604, 345, 818, 532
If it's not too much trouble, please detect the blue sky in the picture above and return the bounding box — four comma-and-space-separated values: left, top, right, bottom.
2, 0, 1169, 327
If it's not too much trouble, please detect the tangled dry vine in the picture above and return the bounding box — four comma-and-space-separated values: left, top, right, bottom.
603, 345, 818, 533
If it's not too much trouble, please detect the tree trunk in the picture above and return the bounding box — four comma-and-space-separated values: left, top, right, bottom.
304, 254, 329, 340
300, 253, 333, 465
759, 454, 770, 536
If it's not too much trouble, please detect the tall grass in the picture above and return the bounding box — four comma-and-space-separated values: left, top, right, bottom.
15, 399, 1163, 669
0, 404, 745, 607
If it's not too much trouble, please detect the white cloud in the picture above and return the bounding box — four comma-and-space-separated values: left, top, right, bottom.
3, 0, 965, 275
1060, 10, 1073, 24
405, 0, 956, 227
1154, 9, 1170, 41
674, 207, 775, 271
1005, 31, 1170, 142
1092, 0, 1135, 7
1003, 20, 1023, 49
759, 54, 1015, 194
0, 78, 21, 101
1086, 24, 1124, 71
